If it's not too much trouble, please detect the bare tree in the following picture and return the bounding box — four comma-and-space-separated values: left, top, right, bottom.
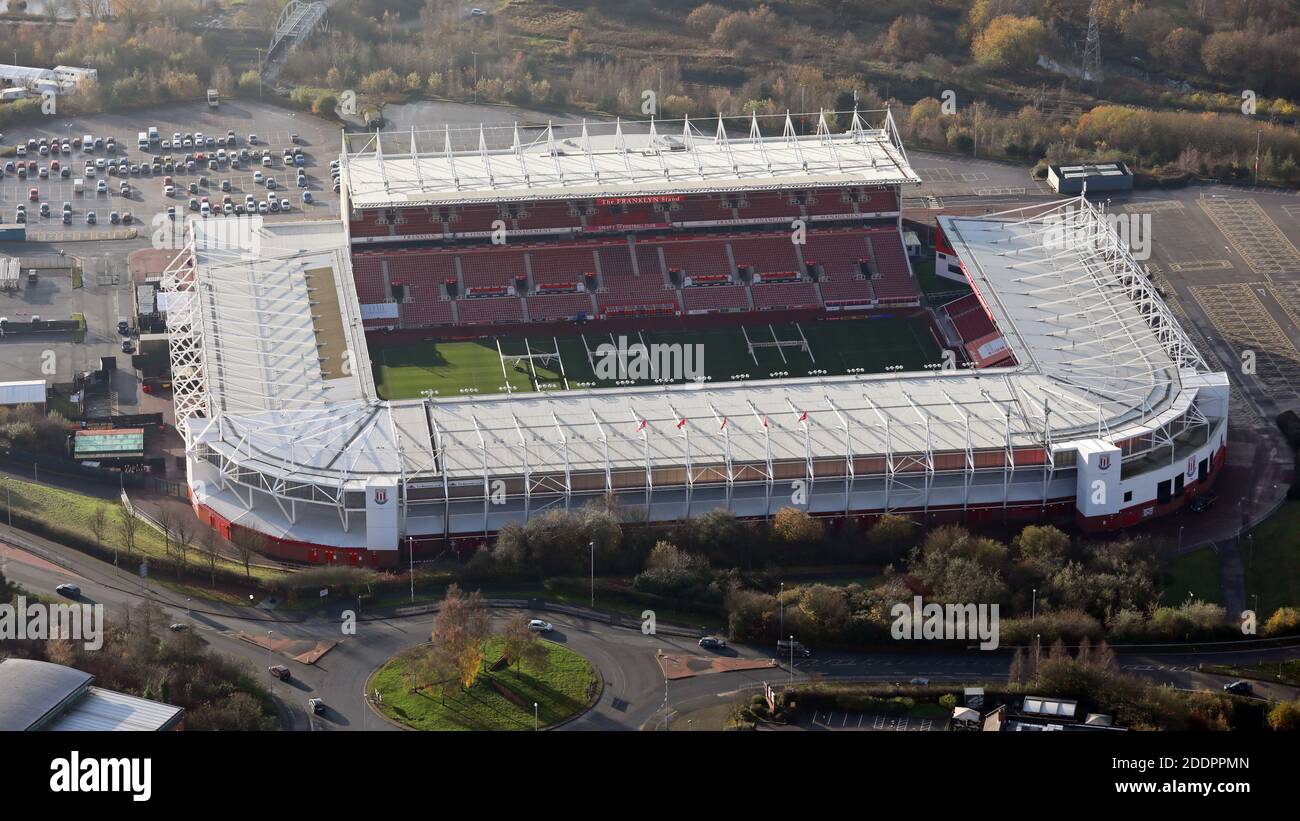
156, 504, 175, 566
115, 501, 138, 562
173, 515, 194, 579
201, 528, 219, 585
91, 505, 108, 550
230, 528, 263, 578
501, 613, 549, 679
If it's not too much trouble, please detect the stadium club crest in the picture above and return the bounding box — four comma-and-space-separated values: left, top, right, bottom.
1098, 455, 1111, 470
373, 488, 389, 505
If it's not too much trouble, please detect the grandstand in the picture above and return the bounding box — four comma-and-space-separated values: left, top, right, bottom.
161, 112, 1228, 567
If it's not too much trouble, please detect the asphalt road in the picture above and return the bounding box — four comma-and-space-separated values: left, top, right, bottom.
4, 524, 1297, 732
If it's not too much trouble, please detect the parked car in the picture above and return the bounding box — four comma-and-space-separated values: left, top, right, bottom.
527, 619, 553, 633
1189, 493, 1217, 513
268, 665, 291, 681
777, 639, 812, 657
308, 697, 325, 714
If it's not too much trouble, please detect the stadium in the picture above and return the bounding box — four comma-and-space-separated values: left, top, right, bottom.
161, 110, 1229, 567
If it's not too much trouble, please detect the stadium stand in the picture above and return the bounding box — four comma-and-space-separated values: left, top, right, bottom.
460, 247, 527, 288
392, 208, 443, 237
660, 238, 734, 278
400, 295, 454, 327
457, 296, 525, 325
527, 292, 596, 322
449, 205, 500, 234
730, 234, 802, 275
528, 246, 599, 286
672, 195, 732, 224
350, 254, 389, 303
944, 293, 998, 342
682, 284, 750, 314
751, 281, 821, 311
737, 193, 801, 223
516, 202, 579, 232
864, 229, 918, 305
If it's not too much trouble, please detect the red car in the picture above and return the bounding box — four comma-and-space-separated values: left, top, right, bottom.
28, 187, 39, 201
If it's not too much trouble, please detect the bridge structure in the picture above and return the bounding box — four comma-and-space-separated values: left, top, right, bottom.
269, 0, 328, 59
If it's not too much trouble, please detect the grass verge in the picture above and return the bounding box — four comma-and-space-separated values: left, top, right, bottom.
371, 636, 598, 731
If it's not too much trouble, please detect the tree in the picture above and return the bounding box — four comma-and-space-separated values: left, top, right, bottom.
686, 3, 727, 34
644, 541, 708, 572
157, 504, 175, 566
230, 528, 263, 577
115, 501, 138, 562
878, 15, 936, 61
200, 528, 219, 585
771, 507, 823, 546
501, 613, 549, 678
91, 505, 108, 551
971, 15, 1047, 71
1267, 700, 1300, 732
430, 584, 490, 690
866, 514, 916, 562
173, 515, 193, 578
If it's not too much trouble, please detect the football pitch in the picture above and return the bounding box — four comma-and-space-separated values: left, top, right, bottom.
371, 316, 941, 400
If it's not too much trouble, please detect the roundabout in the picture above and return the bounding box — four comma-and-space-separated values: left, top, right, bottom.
368, 637, 601, 731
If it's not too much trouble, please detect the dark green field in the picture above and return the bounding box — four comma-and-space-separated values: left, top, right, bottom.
372, 316, 941, 400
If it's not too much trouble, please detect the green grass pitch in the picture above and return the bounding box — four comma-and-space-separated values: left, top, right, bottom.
371, 316, 942, 400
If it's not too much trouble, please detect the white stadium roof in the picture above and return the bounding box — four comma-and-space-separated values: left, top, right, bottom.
341, 110, 921, 209
167, 197, 1215, 495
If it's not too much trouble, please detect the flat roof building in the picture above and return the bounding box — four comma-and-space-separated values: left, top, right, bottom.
0, 658, 183, 731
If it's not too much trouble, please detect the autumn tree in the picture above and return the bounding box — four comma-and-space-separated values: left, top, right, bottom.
430, 584, 490, 690
771, 507, 823, 546
971, 15, 1047, 71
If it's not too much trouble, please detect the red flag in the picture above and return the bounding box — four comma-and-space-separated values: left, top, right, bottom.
761, 416, 769, 427
676, 418, 687, 430
798, 410, 808, 422
719, 416, 728, 430
636, 418, 647, 432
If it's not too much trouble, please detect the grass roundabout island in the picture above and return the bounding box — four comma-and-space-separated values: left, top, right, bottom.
370, 636, 600, 731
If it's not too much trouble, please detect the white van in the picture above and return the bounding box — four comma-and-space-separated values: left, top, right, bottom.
73, 178, 84, 194
138, 131, 149, 150
82, 134, 94, 151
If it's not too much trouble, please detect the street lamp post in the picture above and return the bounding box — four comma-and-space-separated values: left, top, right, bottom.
1031, 588, 1036, 621
589, 540, 595, 609
778, 581, 784, 658
788, 635, 795, 685
534, 702, 538, 731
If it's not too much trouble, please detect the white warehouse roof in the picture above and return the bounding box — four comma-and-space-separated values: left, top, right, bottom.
0, 379, 47, 406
